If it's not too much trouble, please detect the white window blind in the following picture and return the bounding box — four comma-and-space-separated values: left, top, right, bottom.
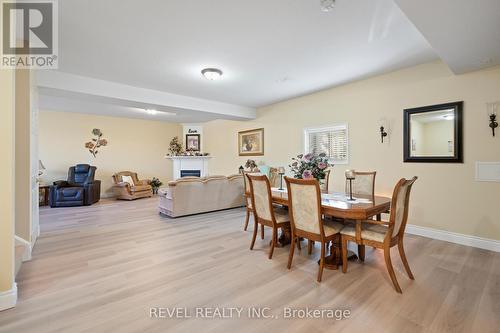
304, 124, 349, 164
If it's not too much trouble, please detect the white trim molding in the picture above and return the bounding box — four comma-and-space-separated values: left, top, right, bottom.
0, 283, 17, 311
406, 224, 500, 252
15, 235, 32, 262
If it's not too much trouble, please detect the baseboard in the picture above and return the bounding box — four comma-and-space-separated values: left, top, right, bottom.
32, 223, 40, 247
0, 283, 17, 311
14, 236, 32, 261
406, 224, 500, 252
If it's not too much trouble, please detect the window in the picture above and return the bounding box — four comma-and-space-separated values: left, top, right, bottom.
304, 124, 349, 164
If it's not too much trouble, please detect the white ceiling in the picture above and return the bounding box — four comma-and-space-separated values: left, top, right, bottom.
395, 0, 500, 74
40, 0, 500, 122
54, 0, 437, 109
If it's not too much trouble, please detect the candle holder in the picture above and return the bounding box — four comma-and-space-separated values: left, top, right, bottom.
278, 167, 286, 191
345, 169, 356, 201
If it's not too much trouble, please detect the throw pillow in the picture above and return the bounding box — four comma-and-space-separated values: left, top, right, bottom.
122, 175, 135, 187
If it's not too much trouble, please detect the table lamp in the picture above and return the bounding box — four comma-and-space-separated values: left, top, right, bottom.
278, 167, 286, 191
38, 160, 46, 176
345, 169, 356, 201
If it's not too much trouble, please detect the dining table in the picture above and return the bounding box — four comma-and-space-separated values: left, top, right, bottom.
271, 188, 392, 270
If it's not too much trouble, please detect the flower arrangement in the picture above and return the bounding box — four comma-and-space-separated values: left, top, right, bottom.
150, 177, 163, 194
168, 136, 184, 156
245, 159, 258, 172
85, 128, 108, 158
289, 152, 332, 180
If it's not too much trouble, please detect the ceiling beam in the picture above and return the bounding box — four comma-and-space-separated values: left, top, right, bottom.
36, 71, 256, 120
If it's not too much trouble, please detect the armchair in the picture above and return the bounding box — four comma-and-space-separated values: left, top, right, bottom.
49, 164, 101, 207
112, 171, 153, 200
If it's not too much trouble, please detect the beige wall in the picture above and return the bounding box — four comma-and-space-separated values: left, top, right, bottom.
15, 69, 31, 241
0, 69, 15, 293
204, 61, 500, 241
39, 111, 182, 196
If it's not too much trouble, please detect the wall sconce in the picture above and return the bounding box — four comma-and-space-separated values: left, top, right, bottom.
487, 102, 498, 137
379, 118, 388, 143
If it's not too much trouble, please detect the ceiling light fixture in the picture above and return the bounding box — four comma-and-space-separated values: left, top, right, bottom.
201, 68, 223, 81
320, 0, 336, 12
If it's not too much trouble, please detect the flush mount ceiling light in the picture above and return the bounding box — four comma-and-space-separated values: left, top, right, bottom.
320, 0, 336, 12
201, 68, 223, 81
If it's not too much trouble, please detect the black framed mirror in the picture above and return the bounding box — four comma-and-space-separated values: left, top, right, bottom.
403, 101, 463, 163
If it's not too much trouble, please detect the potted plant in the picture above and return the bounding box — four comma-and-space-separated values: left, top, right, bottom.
289, 152, 332, 183
150, 177, 163, 195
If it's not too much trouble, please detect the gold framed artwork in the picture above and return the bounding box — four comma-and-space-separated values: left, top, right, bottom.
238, 128, 264, 156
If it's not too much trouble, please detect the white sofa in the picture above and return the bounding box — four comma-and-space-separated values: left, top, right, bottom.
158, 175, 245, 217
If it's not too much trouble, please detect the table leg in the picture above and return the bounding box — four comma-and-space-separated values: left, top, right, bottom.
321, 237, 358, 270
278, 225, 291, 246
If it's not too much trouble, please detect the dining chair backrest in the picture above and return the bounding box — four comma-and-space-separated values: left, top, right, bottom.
320, 169, 331, 192
285, 177, 324, 236
242, 171, 262, 194
247, 174, 274, 222
345, 171, 376, 197
388, 177, 418, 238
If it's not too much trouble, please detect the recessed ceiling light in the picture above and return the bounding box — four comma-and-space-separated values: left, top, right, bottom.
146, 109, 157, 115
320, 0, 336, 12
201, 68, 223, 81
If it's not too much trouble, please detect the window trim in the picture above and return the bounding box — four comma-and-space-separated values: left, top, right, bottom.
303, 123, 349, 165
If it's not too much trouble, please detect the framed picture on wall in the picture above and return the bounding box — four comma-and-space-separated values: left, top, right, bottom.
238, 128, 264, 156
185, 134, 201, 151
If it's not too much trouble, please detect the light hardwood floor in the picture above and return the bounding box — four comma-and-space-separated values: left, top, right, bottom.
0, 198, 499, 333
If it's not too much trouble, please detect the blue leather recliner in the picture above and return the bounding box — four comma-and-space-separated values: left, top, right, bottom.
49, 164, 101, 207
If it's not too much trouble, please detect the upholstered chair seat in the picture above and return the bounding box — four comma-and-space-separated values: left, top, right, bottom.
273, 207, 290, 224
246, 196, 253, 210
323, 220, 345, 237
341, 223, 387, 243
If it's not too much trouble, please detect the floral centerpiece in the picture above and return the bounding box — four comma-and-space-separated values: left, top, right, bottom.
244, 159, 259, 172
289, 152, 332, 180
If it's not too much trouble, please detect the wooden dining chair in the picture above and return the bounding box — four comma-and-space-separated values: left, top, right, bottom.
285, 177, 344, 282
340, 177, 418, 293
242, 172, 265, 239
320, 169, 331, 192
344, 171, 383, 223
247, 174, 291, 259
345, 171, 376, 197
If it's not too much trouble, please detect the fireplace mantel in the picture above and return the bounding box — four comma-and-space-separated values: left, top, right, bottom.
165, 156, 212, 179
165, 156, 212, 160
